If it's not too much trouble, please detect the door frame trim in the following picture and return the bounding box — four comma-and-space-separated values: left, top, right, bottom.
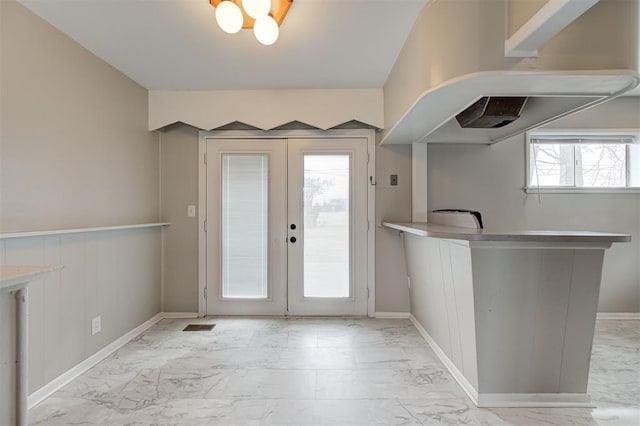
197, 129, 376, 317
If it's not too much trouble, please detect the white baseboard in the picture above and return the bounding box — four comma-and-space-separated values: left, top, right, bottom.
597, 312, 640, 320
28, 312, 167, 409
409, 314, 596, 408
162, 312, 200, 319
477, 393, 593, 408
375, 312, 411, 319
409, 314, 480, 406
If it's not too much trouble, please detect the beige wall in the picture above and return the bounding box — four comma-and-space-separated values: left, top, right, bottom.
375, 143, 412, 313
0, 0, 159, 233
0, 2, 161, 422
159, 124, 412, 313
509, 0, 550, 35
427, 98, 640, 313
160, 125, 201, 312
542, 96, 640, 130
535, 0, 637, 71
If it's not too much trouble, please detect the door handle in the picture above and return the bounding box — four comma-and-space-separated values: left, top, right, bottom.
289, 237, 297, 243
290, 224, 297, 230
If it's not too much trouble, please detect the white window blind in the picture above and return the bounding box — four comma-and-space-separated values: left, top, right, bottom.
530, 136, 637, 144
221, 154, 269, 299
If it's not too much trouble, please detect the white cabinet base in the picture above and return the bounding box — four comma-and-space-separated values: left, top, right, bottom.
476, 393, 593, 408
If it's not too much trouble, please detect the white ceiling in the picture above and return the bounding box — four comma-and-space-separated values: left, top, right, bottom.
18, 0, 428, 90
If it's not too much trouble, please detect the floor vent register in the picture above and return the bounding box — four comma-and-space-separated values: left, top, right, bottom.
182, 324, 216, 332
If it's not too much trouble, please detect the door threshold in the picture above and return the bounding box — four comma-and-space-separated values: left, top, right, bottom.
202, 314, 371, 319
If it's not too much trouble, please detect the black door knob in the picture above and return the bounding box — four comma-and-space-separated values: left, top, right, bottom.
290, 237, 297, 243
290, 224, 296, 230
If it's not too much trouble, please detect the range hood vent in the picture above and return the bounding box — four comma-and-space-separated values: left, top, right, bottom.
456, 96, 528, 129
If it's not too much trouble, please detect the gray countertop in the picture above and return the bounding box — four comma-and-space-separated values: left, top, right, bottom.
382, 222, 631, 243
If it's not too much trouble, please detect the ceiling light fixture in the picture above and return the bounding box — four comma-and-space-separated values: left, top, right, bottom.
210, 0, 292, 45
242, 0, 270, 20
215, 1, 243, 34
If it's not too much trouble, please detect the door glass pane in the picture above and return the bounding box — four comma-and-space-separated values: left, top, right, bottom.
221, 155, 268, 298
303, 155, 350, 298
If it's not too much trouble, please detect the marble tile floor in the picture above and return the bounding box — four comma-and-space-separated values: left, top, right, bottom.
29, 318, 639, 425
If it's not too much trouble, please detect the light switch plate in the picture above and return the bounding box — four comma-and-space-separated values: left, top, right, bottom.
390, 174, 398, 186
187, 205, 196, 217
91, 316, 101, 336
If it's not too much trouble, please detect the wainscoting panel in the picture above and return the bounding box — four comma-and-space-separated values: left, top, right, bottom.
0, 226, 162, 424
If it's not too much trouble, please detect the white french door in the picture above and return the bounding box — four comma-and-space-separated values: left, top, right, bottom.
206, 139, 287, 315
286, 139, 368, 316
205, 137, 369, 316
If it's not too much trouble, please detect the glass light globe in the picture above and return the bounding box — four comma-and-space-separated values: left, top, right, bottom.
242, 0, 271, 20
216, 1, 243, 34
254, 15, 279, 45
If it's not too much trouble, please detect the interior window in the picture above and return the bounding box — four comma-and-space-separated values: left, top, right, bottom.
528, 132, 640, 190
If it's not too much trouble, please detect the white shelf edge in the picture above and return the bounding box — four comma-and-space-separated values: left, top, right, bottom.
0, 223, 171, 240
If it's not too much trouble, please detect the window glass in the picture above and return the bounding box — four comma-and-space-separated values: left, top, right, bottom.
576, 144, 626, 187
530, 143, 575, 187
630, 145, 640, 187
528, 133, 639, 190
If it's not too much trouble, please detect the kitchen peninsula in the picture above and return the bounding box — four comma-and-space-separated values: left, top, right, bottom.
383, 219, 630, 408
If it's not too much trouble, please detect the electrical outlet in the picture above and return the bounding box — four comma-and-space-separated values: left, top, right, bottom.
390, 174, 398, 186
187, 205, 196, 217
91, 316, 101, 336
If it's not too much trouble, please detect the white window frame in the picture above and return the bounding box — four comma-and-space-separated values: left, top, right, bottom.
524, 129, 640, 194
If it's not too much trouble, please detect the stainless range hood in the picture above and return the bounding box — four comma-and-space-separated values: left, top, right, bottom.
380, 70, 640, 145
